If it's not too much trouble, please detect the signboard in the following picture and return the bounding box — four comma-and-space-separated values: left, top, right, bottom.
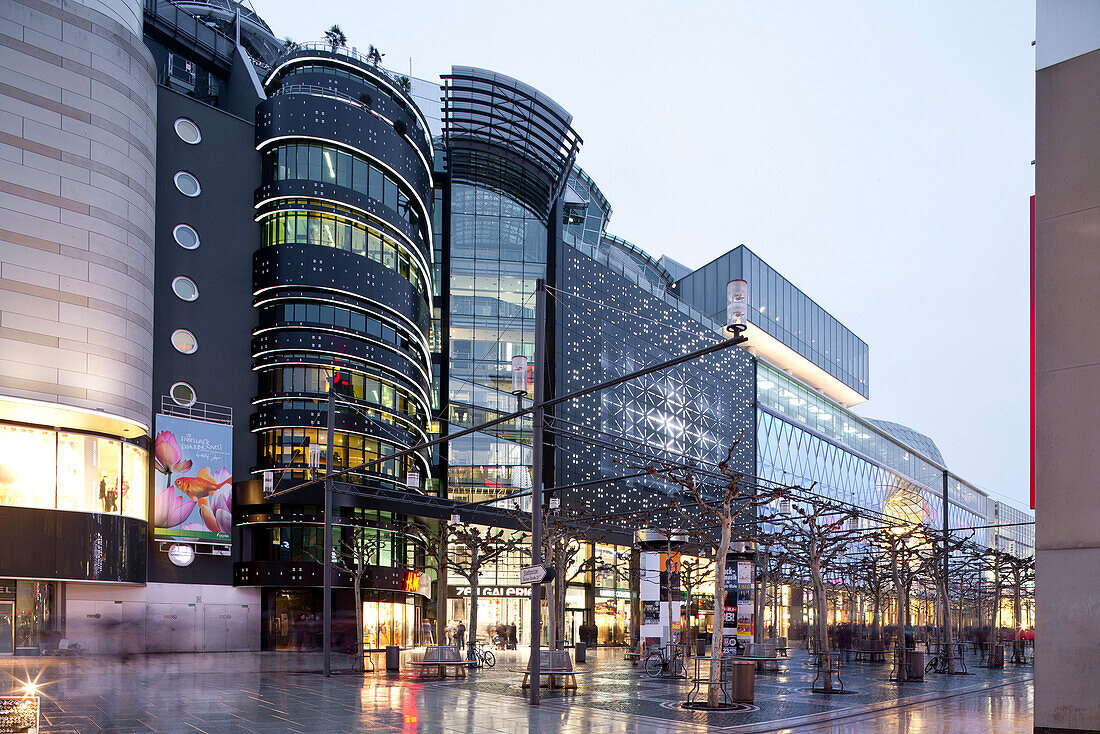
722, 563, 739, 655
450, 586, 532, 598
0, 696, 38, 734
153, 414, 232, 545
736, 561, 755, 644
642, 601, 660, 625
519, 564, 552, 584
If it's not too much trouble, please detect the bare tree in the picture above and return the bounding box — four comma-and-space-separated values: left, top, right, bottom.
988, 550, 1034, 662
914, 529, 974, 673
679, 555, 714, 647
646, 442, 790, 708
847, 544, 893, 647
423, 522, 524, 658
758, 496, 865, 691
306, 521, 384, 671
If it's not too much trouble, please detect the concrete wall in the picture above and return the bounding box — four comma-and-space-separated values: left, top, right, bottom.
65, 581, 261, 653
1035, 7, 1100, 731
0, 0, 156, 427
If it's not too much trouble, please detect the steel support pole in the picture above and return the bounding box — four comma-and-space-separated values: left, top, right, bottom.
323, 384, 335, 677
942, 470, 950, 643
530, 279, 546, 705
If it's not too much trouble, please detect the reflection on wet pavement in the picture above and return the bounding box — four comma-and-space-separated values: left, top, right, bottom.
0, 646, 1032, 733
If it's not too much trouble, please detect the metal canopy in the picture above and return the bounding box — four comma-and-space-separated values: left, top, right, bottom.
442, 66, 582, 221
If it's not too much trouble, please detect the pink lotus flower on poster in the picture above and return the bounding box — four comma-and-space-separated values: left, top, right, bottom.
154, 486, 195, 528
154, 431, 192, 480
200, 484, 232, 534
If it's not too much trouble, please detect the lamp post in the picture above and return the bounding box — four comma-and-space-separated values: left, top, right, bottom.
529, 280, 546, 704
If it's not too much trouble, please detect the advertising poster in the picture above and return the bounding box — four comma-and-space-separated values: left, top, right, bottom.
153, 414, 232, 544
642, 601, 660, 626
736, 560, 754, 643
722, 562, 739, 656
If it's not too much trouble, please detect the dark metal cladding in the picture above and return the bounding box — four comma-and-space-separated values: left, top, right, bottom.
250, 45, 434, 499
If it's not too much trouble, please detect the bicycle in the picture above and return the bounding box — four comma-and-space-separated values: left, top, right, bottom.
643, 644, 685, 678
466, 642, 496, 669
925, 646, 950, 674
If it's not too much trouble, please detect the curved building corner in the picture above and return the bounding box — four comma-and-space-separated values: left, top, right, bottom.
0, 0, 156, 653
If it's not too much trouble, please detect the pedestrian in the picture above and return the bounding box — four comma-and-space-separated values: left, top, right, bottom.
422, 620, 434, 646
508, 624, 517, 650
456, 620, 466, 652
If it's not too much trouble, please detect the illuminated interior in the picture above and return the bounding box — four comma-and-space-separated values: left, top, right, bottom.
738, 322, 867, 407
0, 423, 148, 520
362, 600, 417, 648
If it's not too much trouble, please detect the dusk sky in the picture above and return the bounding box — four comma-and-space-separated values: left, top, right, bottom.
257, 1, 1035, 511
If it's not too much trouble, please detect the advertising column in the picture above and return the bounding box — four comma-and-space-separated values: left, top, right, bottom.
639, 551, 662, 648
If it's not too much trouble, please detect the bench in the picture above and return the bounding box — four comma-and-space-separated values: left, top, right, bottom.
518, 648, 579, 690
624, 650, 643, 665
408, 645, 467, 680
742, 642, 781, 672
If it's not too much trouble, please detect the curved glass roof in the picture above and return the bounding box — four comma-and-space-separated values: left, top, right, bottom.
442, 66, 582, 221
865, 418, 946, 467
599, 234, 675, 289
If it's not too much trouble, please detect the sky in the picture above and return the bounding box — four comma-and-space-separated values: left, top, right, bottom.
256, 1, 1036, 511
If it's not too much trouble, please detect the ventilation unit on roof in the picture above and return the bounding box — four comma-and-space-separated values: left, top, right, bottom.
168, 53, 196, 92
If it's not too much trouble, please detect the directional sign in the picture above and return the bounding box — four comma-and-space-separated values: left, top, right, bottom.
519, 565, 555, 585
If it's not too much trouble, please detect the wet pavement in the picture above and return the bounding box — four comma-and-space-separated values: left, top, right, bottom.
0, 645, 1032, 732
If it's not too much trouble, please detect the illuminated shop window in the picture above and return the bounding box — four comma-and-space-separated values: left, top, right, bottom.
0, 423, 148, 519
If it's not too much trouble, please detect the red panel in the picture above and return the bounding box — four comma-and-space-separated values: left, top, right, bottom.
1030, 194, 1036, 510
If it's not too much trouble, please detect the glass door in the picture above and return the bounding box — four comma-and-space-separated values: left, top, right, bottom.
0, 602, 13, 654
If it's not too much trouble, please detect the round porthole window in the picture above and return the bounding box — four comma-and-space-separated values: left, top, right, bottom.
174, 171, 201, 197
171, 275, 199, 301
173, 117, 202, 144
167, 544, 195, 566
169, 381, 196, 407
173, 223, 199, 250
171, 329, 198, 354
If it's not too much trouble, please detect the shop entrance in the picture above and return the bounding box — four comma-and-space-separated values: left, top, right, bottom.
361, 598, 418, 649
0, 602, 12, 655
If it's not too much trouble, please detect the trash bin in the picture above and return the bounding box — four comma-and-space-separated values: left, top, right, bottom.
385, 645, 400, 672
574, 641, 586, 663
696, 638, 706, 657
908, 650, 925, 679
730, 660, 755, 702
990, 644, 1004, 669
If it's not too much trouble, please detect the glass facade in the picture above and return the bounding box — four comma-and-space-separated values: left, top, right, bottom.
675, 246, 869, 398
259, 206, 428, 298
263, 142, 425, 233
446, 183, 546, 504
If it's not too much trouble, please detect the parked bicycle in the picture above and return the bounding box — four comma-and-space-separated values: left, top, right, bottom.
925, 645, 951, 674
466, 642, 496, 669
643, 644, 685, 678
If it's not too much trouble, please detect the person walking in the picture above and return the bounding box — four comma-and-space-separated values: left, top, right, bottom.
455, 621, 466, 653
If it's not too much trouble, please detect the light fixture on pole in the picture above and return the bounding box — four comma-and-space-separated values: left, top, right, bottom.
511, 355, 529, 396
726, 279, 749, 337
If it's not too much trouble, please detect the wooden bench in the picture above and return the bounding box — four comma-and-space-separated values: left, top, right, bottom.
517, 649, 580, 690
742, 642, 781, 672
408, 645, 467, 680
